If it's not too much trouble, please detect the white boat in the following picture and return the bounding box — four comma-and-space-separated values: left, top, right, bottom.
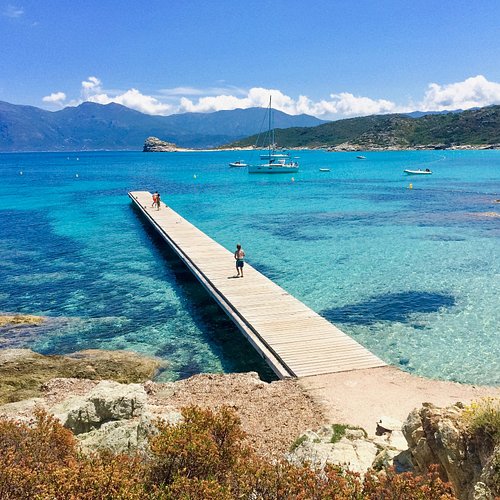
404, 169, 432, 175
249, 158, 299, 173
248, 97, 299, 174
260, 150, 290, 160
229, 160, 247, 168
319, 168, 331, 172
356, 155, 367, 160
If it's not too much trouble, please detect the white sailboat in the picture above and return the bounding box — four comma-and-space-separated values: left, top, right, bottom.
248, 97, 299, 174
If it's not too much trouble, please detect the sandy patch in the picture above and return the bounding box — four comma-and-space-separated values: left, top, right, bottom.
299, 366, 500, 436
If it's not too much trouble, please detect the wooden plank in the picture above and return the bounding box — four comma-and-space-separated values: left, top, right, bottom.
128, 191, 386, 379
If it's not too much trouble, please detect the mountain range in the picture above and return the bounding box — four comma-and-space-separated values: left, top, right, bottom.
2, 100, 499, 153
0, 101, 325, 152
230, 105, 500, 150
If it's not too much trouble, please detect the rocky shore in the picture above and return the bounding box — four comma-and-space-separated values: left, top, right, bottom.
0, 348, 162, 404
0, 349, 324, 457
0, 348, 498, 498
326, 143, 500, 152
143, 136, 189, 152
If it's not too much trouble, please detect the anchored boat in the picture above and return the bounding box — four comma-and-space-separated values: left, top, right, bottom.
404, 168, 432, 175
248, 97, 299, 174
229, 160, 247, 168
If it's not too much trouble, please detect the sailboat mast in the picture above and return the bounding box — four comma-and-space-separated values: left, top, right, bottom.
268, 96, 272, 156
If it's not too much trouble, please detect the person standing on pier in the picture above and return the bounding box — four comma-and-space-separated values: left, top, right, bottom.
151, 191, 158, 208
234, 243, 245, 277
156, 192, 161, 210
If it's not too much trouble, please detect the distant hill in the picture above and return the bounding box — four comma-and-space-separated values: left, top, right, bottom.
0, 101, 326, 152
229, 105, 500, 150
404, 109, 465, 118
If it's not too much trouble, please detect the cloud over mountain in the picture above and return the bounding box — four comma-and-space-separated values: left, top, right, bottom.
41, 75, 500, 119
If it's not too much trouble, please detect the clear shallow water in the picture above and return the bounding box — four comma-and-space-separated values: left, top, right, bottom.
0, 150, 498, 384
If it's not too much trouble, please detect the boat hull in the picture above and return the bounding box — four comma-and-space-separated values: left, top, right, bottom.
229, 162, 247, 168
260, 153, 290, 160
248, 164, 299, 174
404, 169, 432, 175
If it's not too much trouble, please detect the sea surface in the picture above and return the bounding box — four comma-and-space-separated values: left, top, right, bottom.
0, 150, 499, 385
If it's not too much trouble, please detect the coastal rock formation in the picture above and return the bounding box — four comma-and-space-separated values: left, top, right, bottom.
0, 348, 162, 404
288, 421, 411, 475
51, 380, 147, 434
143, 136, 180, 152
0, 372, 324, 457
402, 403, 499, 500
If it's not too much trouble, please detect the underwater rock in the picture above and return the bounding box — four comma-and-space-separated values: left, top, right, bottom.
0, 348, 162, 404
0, 314, 45, 327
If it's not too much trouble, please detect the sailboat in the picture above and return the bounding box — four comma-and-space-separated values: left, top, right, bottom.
248, 97, 299, 174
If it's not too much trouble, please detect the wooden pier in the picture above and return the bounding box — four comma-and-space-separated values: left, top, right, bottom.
129, 191, 386, 379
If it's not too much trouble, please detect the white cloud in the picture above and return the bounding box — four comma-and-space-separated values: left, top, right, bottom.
3, 4, 24, 18
292, 93, 401, 117
178, 87, 298, 114
42, 91, 66, 104
45, 75, 500, 119
69, 77, 171, 114
86, 88, 173, 115
177, 87, 403, 118
420, 75, 500, 111
81, 76, 102, 92
160, 85, 245, 97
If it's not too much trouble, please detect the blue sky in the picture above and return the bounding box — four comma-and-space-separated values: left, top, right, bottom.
1, 0, 500, 118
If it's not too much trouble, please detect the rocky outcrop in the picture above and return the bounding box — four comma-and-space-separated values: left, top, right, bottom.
0, 379, 182, 454
326, 143, 500, 152
0, 372, 324, 457
143, 136, 181, 152
51, 380, 181, 454
288, 419, 411, 476
402, 403, 499, 500
51, 380, 147, 434
0, 348, 162, 404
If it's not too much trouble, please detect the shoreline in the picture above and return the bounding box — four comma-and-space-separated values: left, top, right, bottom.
2, 144, 500, 154
299, 365, 500, 436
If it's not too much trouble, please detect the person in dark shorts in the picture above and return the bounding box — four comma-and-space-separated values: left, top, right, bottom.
234, 243, 245, 277
156, 192, 161, 210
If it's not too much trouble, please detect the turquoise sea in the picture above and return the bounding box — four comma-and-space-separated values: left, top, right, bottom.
0, 150, 499, 385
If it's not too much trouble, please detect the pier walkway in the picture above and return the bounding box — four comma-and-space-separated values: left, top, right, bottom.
129, 191, 386, 379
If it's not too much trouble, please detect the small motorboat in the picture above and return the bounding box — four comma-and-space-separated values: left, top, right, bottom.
319, 168, 331, 172
404, 168, 432, 175
229, 160, 248, 168
356, 155, 366, 160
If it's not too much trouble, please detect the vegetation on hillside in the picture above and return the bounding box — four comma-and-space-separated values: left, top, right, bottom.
462, 397, 500, 445
229, 105, 500, 149
0, 406, 457, 499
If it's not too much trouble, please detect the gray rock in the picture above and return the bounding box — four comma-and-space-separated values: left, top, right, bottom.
77, 407, 183, 454
345, 428, 366, 440
143, 136, 180, 152
291, 435, 379, 474
402, 403, 499, 500
51, 380, 146, 434
0, 397, 47, 422
78, 420, 140, 454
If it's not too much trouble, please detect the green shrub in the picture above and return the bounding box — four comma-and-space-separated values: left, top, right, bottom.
0, 406, 457, 499
462, 397, 500, 445
331, 423, 348, 443
289, 434, 307, 451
